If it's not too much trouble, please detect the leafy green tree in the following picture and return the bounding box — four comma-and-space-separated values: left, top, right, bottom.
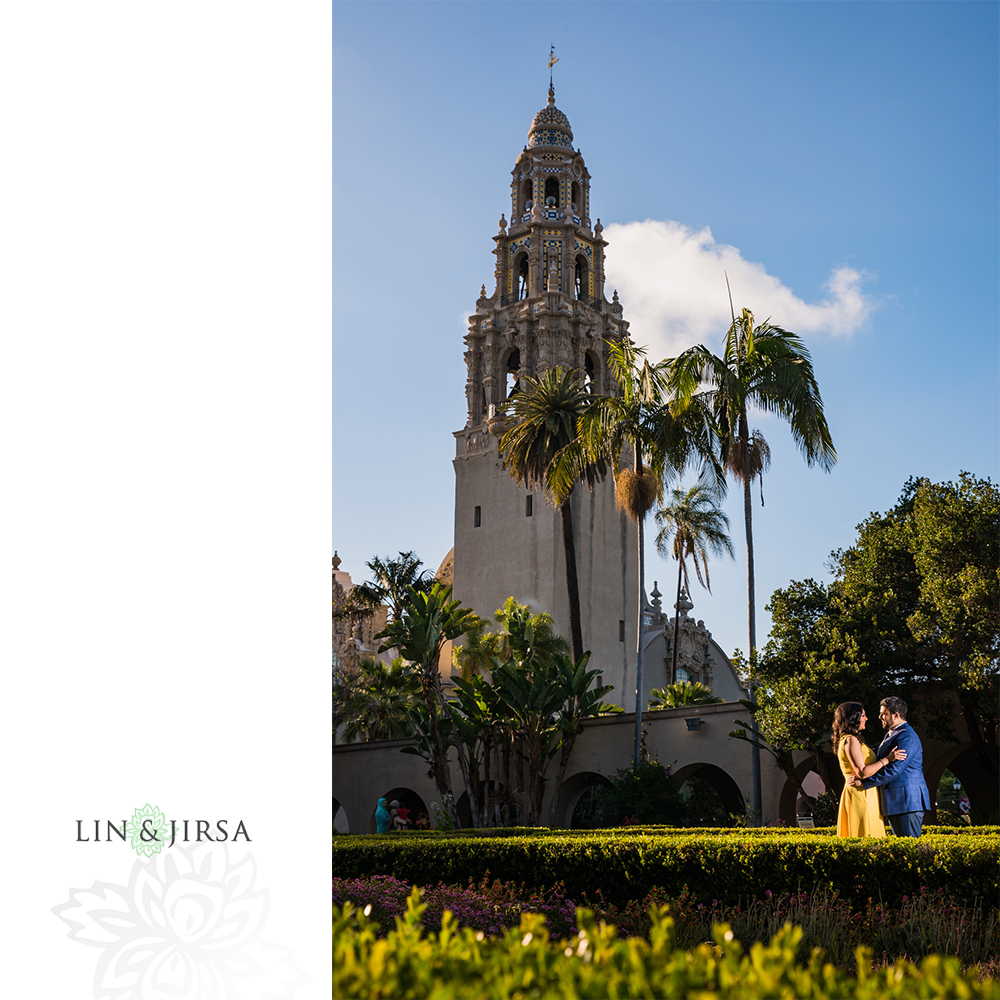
499, 368, 608, 662
905, 473, 999, 774
376, 583, 479, 826
670, 307, 836, 822
581, 338, 720, 769
654, 482, 734, 684
648, 680, 723, 709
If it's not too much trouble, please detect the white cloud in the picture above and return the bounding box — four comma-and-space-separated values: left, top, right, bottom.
602, 220, 874, 356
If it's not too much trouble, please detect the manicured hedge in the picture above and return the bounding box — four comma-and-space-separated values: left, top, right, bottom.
332, 890, 1000, 999
331, 830, 998, 908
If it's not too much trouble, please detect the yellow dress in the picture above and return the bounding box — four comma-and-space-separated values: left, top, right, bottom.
836, 736, 887, 837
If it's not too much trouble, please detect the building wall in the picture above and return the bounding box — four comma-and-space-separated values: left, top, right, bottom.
331, 701, 784, 834
451, 430, 638, 706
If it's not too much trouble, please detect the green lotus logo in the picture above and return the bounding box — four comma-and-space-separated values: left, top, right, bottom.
128, 803, 169, 857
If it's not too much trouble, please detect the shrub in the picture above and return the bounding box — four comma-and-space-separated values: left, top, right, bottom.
332, 889, 1000, 999
331, 830, 998, 909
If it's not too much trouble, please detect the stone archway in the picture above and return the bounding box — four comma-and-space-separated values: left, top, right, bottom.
367, 787, 431, 833
555, 770, 613, 829
925, 744, 999, 822
332, 796, 350, 834
672, 762, 746, 822
777, 754, 843, 826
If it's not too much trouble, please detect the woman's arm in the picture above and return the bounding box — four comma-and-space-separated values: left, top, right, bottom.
849, 736, 906, 779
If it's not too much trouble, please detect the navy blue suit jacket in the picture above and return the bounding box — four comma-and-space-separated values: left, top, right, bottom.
861, 723, 930, 815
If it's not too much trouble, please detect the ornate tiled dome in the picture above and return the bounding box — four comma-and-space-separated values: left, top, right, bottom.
528, 86, 573, 148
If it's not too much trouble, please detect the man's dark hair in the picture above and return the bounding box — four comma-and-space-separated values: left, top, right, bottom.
880, 696, 907, 719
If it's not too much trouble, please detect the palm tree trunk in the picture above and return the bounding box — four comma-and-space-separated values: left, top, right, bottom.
560, 495, 585, 663
451, 726, 481, 828
422, 681, 455, 817
742, 460, 763, 826
633, 457, 646, 771
671, 556, 684, 686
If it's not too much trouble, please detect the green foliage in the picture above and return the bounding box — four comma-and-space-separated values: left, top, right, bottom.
375, 583, 479, 825
332, 888, 1000, 999
350, 550, 434, 623
654, 481, 734, 594
331, 830, 999, 910
586, 760, 684, 827
335, 657, 422, 743
649, 680, 723, 708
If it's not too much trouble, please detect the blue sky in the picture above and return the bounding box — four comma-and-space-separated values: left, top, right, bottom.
333, 1, 999, 661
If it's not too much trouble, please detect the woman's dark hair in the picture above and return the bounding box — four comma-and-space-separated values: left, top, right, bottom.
832, 702, 865, 747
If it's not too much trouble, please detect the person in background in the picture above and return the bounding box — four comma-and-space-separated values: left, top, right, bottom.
375, 797, 390, 834
391, 801, 410, 831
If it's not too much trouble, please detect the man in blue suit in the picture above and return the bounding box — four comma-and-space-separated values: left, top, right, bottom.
847, 696, 930, 836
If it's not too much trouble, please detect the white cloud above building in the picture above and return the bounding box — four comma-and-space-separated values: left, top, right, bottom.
603, 219, 875, 356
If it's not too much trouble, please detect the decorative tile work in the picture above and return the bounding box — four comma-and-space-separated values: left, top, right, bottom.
507, 237, 531, 262
528, 129, 573, 148
531, 106, 571, 128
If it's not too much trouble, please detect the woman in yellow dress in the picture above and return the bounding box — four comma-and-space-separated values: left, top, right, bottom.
833, 702, 907, 837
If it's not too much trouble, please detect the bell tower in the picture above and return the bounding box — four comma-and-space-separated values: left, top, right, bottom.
452, 86, 638, 705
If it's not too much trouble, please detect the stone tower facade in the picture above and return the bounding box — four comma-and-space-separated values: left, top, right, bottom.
451, 86, 639, 704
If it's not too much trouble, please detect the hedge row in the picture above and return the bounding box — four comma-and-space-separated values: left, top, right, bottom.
336, 824, 998, 840
331, 831, 999, 908
332, 891, 1000, 999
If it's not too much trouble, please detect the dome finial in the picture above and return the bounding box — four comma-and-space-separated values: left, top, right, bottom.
547, 84, 556, 107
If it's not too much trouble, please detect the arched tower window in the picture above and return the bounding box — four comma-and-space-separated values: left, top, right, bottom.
514, 252, 529, 301
505, 348, 521, 397
574, 254, 589, 301
544, 177, 559, 207
571, 181, 581, 216
584, 351, 599, 393
520, 179, 533, 216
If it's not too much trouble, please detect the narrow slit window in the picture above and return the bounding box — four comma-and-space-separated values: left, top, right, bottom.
474, 505, 481, 527
525, 495, 533, 517
619, 620, 625, 642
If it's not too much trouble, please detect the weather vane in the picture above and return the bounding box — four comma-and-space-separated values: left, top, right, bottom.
548, 45, 559, 88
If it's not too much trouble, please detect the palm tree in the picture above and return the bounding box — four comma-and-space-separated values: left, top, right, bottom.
669, 306, 836, 822
654, 482, 734, 684
499, 368, 608, 663
338, 657, 423, 742
352, 551, 434, 623
580, 338, 721, 770
376, 582, 478, 826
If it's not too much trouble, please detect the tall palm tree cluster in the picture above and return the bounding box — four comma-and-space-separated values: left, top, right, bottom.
499, 306, 836, 823
371, 592, 618, 829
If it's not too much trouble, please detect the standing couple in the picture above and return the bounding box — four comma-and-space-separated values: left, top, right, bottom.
834, 696, 930, 838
